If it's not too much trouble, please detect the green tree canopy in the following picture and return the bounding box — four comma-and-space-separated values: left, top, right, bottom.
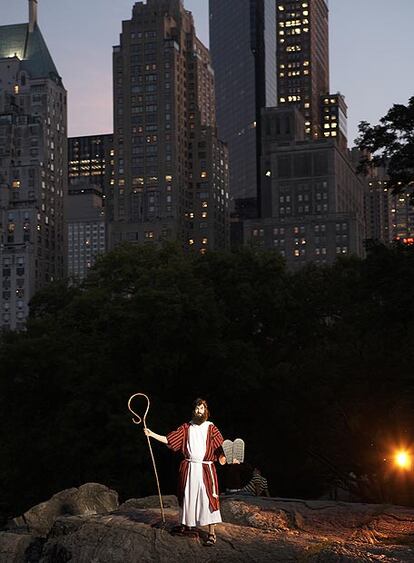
355, 96, 414, 196
1, 243, 414, 516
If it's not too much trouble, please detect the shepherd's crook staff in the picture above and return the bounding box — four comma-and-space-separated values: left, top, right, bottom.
127, 393, 166, 524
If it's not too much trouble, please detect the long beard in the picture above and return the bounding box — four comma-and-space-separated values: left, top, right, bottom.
192, 412, 207, 425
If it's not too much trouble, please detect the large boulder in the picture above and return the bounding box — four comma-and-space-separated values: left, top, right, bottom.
36, 499, 414, 562
0, 531, 41, 563
2, 486, 414, 561
12, 483, 118, 537
119, 495, 178, 511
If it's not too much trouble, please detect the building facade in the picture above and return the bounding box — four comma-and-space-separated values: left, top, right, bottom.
109, 0, 229, 252
209, 0, 277, 216
392, 189, 414, 244
276, 0, 329, 137
0, 0, 66, 330
68, 134, 114, 198
66, 135, 114, 278
66, 183, 106, 280
245, 107, 365, 268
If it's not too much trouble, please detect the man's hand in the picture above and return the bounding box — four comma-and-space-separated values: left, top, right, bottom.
143, 428, 168, 444
219, 454, 226, 465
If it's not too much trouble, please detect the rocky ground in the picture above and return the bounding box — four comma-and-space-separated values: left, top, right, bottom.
1, 483, 414, 562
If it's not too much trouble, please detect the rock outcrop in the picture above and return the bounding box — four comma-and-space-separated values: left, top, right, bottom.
1, 484, 414, 562
11, 483, 119, 537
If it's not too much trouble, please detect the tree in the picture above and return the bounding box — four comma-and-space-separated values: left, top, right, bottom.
355, 96, 414, 197
2, 243, 414, 515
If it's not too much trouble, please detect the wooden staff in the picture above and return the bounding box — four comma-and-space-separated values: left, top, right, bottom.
127, 392, 166, 524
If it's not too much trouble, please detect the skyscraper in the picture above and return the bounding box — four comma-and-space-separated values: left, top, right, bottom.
0, 0, 67, 330
230, 0, 366, 267
276, 0, 329, 137
109, 0, 229, 252
209, 0, 277, 217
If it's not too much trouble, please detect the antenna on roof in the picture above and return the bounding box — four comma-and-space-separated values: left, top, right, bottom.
29, 0, 38, 33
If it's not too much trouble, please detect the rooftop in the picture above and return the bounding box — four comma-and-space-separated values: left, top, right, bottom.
0, 22, 62, 85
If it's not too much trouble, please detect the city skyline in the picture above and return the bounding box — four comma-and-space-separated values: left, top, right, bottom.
2, 0, 414, 144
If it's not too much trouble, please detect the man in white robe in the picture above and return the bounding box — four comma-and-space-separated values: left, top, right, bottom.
145, 398, 225, 545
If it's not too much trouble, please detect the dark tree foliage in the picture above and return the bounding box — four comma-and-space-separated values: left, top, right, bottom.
1, 242, 414, 517
355, 96, 414, 197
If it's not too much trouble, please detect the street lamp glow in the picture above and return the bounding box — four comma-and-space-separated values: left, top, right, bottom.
395, 450, 411, 470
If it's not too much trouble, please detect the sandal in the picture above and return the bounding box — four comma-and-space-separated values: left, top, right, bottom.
204, 533, 216, 546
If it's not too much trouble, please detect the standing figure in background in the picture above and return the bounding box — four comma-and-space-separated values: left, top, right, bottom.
144, 398, 225, 546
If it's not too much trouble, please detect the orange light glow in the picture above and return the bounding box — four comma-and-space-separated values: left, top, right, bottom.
395, 450, 412, 470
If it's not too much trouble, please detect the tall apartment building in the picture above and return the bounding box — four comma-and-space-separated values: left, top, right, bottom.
355, 158, 393, 245
209, 0, 277, 216
109, 0, 229, 252
276, 0, 329, 137
245, 107, 365, 268
0, 0, 67, 330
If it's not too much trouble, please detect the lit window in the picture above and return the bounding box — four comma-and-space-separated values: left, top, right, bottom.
12, 180, 20, 189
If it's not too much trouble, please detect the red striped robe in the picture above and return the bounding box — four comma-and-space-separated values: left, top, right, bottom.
167, 422, 224, 512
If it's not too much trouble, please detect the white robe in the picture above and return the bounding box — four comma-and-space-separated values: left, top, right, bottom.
180, 421, 222, 527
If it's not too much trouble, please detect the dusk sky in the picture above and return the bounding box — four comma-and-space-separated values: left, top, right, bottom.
3, 0, 414, 145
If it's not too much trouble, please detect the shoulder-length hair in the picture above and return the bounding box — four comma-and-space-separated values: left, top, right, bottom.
192, 397, 209, 420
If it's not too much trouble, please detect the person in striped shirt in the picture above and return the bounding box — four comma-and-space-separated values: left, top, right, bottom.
144, 398, 225, 546
240, 466, 270, 497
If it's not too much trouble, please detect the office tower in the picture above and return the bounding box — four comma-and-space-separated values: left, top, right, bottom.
66, 183, 106, 280
109, 0, 229, 252
0, 0, 67, 330
68, 134, 114, 196
209, 0, 277, 218
66, 135, 114, 277
245, 106, 365, 268
276, 0, 329, 137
